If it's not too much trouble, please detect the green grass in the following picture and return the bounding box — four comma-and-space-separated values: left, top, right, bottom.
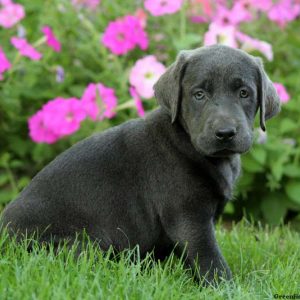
0, 220, 299, 300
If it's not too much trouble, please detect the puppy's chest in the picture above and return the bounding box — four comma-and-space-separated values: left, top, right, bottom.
211, 156, 241, 200
186, 156, 241, 201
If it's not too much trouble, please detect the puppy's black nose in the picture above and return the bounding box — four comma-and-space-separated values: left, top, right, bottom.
215, 127, 237, 141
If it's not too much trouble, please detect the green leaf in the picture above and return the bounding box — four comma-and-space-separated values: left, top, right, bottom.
224, 202, 235, 214
173, 33, 201, 51
242, 155, 264, 173
0, 173, 9, 186
271, 161, 284, 181
261, 194, 287, 225
32, 144, 55, 163
285, 181, 300, 204
0, 153, 10, 167
250, 147, 267, 165
283, 164, 300, 178
68, 85, 86, 98
0, 189, 15, 205
17, 176, 31, 189
8, 137, 31, 158
279, 118, 298, 134
285, 198, 300, 210
10, 160, 24, 169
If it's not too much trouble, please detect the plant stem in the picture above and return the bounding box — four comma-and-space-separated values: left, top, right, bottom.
180, 0, 187, 42
33, 36, 47, 48
115, 100, 135, 111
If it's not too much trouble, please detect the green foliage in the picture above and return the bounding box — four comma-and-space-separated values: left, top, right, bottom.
0, 221, 299, 299
0, 1, 300, 224
227, 20, 300, 225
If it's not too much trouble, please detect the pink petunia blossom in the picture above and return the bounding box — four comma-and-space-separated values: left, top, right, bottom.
188, 0, 214, 23
29, 98, 86, 144
71, 0, 100, 9
129, 86, 145, 117
246, 0, 273, 12
11, 37, 42, 60
42, 26, 61, 52
135, 8, 147, 28
42, 97, 86, 136
0, 0, 13, 5
0, 46, 11, 80
144, 0, 183, 16
236, 31, 273, 61
102, 15, 148, 56
28, 110, 60, 144
0, 1, 25, 28
213, 3, 252, 26
268, 0, 300, 28
194, 0, 214, 17
230, 1, 253, 24
81, 83, 118, 120
204, 22, 237, 48
273, 82, 290, 103
190, 15, 209, 23
129, 55, 166, 99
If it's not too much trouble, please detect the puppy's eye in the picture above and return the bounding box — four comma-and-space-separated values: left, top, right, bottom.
240, 89, 249, 98
194, 91, 205, 101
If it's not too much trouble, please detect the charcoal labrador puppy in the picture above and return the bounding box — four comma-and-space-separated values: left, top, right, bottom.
1, 45, 280, 283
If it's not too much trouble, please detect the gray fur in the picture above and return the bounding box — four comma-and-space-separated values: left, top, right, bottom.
0, 45, 280, 284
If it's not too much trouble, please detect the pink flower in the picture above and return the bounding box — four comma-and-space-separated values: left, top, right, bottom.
42, 97, 86, 136
71, 0, 100, 9
213, 4, 252, 26
236, 31, 273, 61
42, 26, 61, 52
204, 22, 237, 48
0, 46, 11, 80
190, 15, 209, 23
268, 0, 300, 28
273, 83, 290, 103
81, 83, 118, 120
246, 0, 272, 12
102, 15, 148, 56
191, 0, 214, 17
129, 55, 166, 99
230, 1, 253, 24
29, 110, 60, 144
129, 86, 145, 117
11, 37, 42, 60
144, 0, 183, 16
135, 8, 147, 28
29, 97, 87, 143
0, 1, 13, 5
188, 0, 214, 23
0, 1, 25, 28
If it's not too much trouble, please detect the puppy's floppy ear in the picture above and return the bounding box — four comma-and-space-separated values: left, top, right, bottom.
255, 57, 281, 131
154, 50, 191, 123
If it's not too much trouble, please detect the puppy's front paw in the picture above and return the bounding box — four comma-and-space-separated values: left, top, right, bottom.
193, 259, 232, 287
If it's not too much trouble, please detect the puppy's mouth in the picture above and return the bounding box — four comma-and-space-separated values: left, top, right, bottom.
193, 142, 241, 157
192, 133, 253, 157
210, 149, 238, 157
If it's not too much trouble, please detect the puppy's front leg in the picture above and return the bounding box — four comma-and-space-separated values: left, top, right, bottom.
166, 217, 231, 284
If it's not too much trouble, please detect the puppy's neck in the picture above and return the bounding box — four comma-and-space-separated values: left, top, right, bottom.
146, 108, 241, 199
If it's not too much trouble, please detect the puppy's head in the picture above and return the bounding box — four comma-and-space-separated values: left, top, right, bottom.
154, 45, 280, 157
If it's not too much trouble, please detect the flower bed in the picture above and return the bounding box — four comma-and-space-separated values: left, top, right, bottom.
0, 0, 300, 225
